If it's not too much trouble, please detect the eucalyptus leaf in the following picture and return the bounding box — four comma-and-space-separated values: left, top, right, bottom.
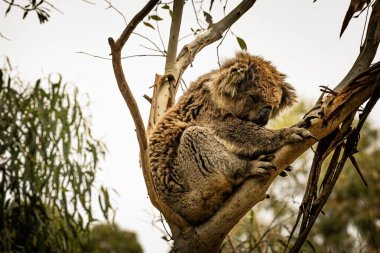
150, 14, 163, 21
143, 21, 155, 30
236, 36, 248, 51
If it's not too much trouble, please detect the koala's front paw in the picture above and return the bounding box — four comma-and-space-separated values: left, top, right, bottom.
284, 127, 316, 143
250, 154, 277, 177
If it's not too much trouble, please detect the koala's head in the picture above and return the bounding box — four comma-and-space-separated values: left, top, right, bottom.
207, 51, 296, 126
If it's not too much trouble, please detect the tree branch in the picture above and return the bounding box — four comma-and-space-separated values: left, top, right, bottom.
148, 0, 185, 133
334, 0, 380, 92
176, 0, 257, 85
108, 0, 188, 230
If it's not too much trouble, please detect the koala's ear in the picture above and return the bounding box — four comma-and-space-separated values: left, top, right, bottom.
279, 82, 297, 109
217, 62, 254, 97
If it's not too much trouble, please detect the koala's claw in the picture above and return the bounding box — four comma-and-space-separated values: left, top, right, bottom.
284, 165, 293, 172
290, 133, 304, 142
257, 161, 277, 171
298, 115, 319, 128
252, 160, 277, 177
279, 171, 288, 177
287, 127, 316, 143
258, 154, 275, 162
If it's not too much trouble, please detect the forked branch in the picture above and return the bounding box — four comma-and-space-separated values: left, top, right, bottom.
108, 0, 189, 229
151, 0, 258, 128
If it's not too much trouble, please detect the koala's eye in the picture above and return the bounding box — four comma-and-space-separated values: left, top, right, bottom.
249, 95, 259, 103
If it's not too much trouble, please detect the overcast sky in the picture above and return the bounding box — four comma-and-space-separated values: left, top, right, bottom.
1, 0, 379, 252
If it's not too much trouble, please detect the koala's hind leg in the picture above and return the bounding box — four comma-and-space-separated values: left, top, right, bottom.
174, 126, 277, 224
177, 126, 250, 185
175, 126, 248, 224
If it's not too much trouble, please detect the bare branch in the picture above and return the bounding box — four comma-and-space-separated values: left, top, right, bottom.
76, 51, 164, 60
133, 32, 166, 54
108, 0, 189, 231
176, 0, 257, 82
104, 0, 127, 26
165, 0, 184, 74
76, 51, 111, 60
149, 0, 185, 129
80, 0, 95, 5
0, 32, 10, 41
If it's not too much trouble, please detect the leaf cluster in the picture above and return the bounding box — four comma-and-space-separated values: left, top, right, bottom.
3, 0, 52, 23
0, 59, 112, 252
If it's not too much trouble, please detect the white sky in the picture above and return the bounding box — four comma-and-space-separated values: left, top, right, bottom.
1, 0, 379, 252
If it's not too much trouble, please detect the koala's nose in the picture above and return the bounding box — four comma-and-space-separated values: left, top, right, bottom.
256, 106, 272, 126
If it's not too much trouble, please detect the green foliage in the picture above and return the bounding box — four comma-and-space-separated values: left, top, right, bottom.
85, 223, 143, 253
222, 101, 380, 253
3, 0, 52, 23
0, 59, 113, 252
236, 36, 247, 51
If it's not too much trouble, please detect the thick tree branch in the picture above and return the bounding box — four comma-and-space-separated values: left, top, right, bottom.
148, 0, 185, 133
108, 0, 188, 230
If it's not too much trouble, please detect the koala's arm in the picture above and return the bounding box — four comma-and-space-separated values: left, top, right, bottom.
210, 117, 310, 157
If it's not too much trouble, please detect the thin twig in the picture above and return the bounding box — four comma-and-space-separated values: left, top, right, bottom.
80, 0, 95, 4
133, 32, 166, 54
216, 27, 230, 69
155, 7, 167, 53
108, 0, 189, 230
191, 0, 205, 29
104, 0, 127, 25
76, 51, 111, 60
0, 32, 10, 41
76, 51, 164, 60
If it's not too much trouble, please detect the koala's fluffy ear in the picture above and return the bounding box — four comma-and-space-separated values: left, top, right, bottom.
279, 81, 297, 110
210, 62, 253, 97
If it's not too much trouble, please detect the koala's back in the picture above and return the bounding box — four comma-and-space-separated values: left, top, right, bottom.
149, 79, 208, 193
148, 74, 237, 224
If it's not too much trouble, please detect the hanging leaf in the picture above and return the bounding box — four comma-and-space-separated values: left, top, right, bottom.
340, 0, 370, 37
143, 21, 155, 30
236, 36, 248, 51
203, 11, 213, 26
209, 0, 215, 11
23, 11, 29, 19
161, 4, 170, 9
150, 15, 163, 21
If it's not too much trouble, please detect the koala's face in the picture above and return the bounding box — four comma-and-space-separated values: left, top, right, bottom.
208, 52, 296, 126
227, 86, 282, 126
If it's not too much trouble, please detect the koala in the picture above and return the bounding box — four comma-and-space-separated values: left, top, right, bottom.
148, 51, 311, 225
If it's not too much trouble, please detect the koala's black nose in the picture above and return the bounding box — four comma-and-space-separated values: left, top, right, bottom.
256, 106, 272, 126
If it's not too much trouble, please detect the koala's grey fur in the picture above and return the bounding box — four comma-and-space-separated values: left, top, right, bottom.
149, 52, 311, 225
